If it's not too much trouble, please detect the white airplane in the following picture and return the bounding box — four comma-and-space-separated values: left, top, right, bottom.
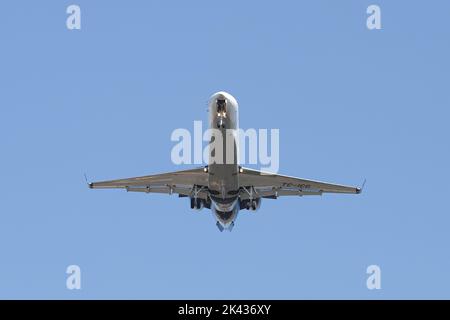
88, 91, 363, 231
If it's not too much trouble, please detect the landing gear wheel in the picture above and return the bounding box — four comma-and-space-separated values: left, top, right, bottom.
191, 198, 203, 210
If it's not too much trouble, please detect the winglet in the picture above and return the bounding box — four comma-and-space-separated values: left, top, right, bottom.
356, 178, 366, 194
84, 173, 93, 189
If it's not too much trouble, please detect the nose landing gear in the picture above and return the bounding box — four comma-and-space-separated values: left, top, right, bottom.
216, 99, 227, 129
217, 117, 225, 129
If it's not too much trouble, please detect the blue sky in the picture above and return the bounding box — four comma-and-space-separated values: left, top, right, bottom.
1, 0, 449, 299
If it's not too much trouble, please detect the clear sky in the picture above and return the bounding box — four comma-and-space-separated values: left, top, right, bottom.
1, 0, 449, 299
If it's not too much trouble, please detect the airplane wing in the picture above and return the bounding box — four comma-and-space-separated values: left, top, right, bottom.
238, 167, 362, 199
88, 167, 209, 199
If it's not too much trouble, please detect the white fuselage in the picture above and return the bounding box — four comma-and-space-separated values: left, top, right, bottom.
207, 91, 240, 230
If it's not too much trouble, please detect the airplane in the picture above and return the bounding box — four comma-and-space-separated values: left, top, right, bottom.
88, 91, 363, 231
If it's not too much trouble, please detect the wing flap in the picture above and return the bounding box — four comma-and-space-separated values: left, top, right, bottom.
239, 167, 360, 196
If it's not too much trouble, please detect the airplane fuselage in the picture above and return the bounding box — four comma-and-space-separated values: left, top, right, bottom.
207, 92, 241, 231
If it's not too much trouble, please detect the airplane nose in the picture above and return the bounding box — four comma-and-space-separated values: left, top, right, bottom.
215, 93, 227, 100
210, 91, 229, 102
210, 91, 238, 111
